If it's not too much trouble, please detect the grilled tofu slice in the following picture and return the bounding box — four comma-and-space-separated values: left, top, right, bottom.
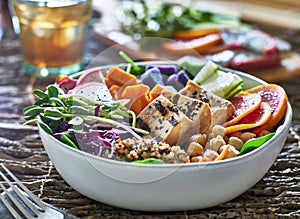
161, 89, 211, 136
179, 80, 234, 126
137, 95, 194, 148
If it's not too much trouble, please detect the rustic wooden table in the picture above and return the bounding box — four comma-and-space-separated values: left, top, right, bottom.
0, 4, 300, 218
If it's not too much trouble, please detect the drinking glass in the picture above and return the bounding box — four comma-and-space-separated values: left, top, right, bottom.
12, 0, 93, 76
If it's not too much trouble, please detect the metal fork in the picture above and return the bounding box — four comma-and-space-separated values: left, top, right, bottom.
0, 164, 64, 219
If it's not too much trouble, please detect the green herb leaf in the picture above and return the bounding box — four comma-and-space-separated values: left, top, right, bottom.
44, 116, 63, 121
71, 106, 91, 115
47, 85, 59, 98
23, 105, 38, 114
60, 133, 78, 149
132, 158, 165, 164
33, 89, 48, 99
44, 108, 64, 118
23, 106, 45, 119
34, 97, 50, 106
239, 132, 275, 155
49, 97, 66, 108
38, 120, 53, 135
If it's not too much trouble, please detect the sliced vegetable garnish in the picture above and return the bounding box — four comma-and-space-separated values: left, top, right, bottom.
177, 56, 205, 78
239, 132, 275, 155
199, 70, 244, 99
192, 60, 219, 85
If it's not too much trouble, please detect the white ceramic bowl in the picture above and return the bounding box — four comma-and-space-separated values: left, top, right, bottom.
39, 64, 292, 212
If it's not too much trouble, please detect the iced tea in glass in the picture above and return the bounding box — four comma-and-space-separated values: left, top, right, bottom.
13, 0, 92, 76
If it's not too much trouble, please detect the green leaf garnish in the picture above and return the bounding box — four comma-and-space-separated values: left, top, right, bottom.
38, 120, 53, 135
34, 97, 50, 106
23, 106, 45, 118
49, 97, 66, 107
44, 108, 64, 118
33, 89, 48, 99
47, 85, 59, 98
60, 133, 78, 149
239, 132, 275, 155
132, 158, 165, 164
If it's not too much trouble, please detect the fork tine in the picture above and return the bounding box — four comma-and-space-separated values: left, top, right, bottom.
0, 172, 33, 219
0, 183, 23, 219
1, 165, 65, 219
1, 164, 47, 211
0, 168, 41, 217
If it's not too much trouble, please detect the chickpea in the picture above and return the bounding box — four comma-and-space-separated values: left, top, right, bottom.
207, 135, 226, 152
228, 136, 244, 151
191, 156, 210, 163
223, 135, 229, 144
240, 132, 256, 143
190, 134, 207, 146
203, 149, 219, 161
191, 156, 205, 163
219, 145, 239, 159
258, 130, 271, 137
211, 125, 226, 138
187, 142, 203, 157
229, 131, 242, 138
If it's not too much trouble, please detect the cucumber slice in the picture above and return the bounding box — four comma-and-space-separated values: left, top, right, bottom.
222, 74, 244, 98
177, 56, 206, 78
192, 61, 219, 84
201, 70, 243, 98
200, 71, 232, 95
225, 85, 243, 99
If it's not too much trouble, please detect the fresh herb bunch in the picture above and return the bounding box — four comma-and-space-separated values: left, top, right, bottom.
120, 0, 240, 38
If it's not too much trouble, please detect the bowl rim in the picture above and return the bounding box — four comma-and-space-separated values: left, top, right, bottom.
40, 61, 293, 168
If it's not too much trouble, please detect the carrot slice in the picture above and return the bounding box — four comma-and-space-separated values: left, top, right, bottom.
246, 84, 288, 134
226, 92, 262, 127
215, 145, 230, 161
149, 84, 165, 102
226, 102, 272, 134
109, 85, 122, 100
105, 67, 139, 87
162, 33, 222, 53
120, 84, 150, 115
